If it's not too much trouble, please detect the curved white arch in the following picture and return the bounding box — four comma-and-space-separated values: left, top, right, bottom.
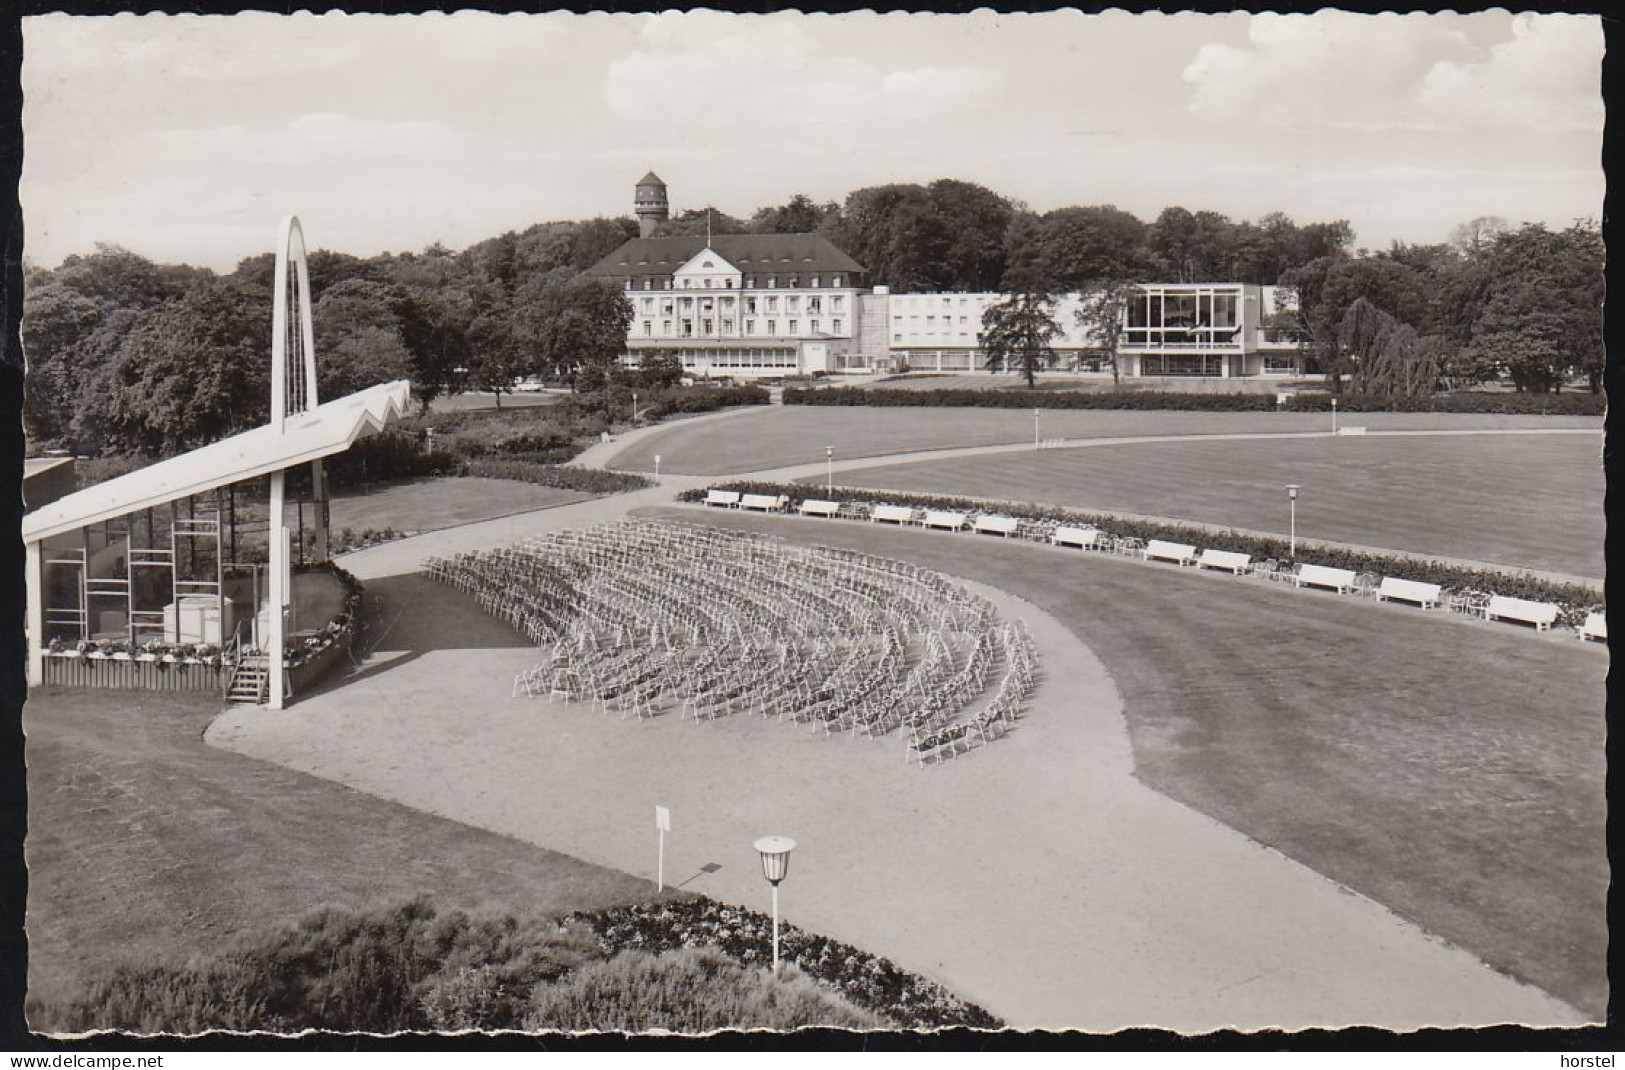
270, 214, 319, 429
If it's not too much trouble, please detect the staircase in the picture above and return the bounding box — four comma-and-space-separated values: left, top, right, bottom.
226, 654, 270, 705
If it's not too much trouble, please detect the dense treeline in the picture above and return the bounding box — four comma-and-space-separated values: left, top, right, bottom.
23, 179, 1603, 456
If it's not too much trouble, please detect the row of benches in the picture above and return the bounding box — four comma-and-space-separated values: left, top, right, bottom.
701, 489, 1605, 642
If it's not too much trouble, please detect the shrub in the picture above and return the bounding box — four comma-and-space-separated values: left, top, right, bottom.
325, 429, 464, 487
462, 459, 654, 495
784, 386, 1605, 415
576, 900, 1000, 1030
521, 948, 883, 1034
678, 480, 1599, 617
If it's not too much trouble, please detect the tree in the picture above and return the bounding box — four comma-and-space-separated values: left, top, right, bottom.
981, 290, 1061, 388
1448, 216, 1512, 258
72, 276, 271, 455
1458, 222, 1602, 394
634, 350, 684, 390
312, 279, 414, 400
1337, 297, 1439, 397
517, 274, 635, 390
386, 249, 479, 411
1006, 205, 1148, 292
1074, 279, 1138, 386
1277, 256, 1431, 390
750, 194, 840, 235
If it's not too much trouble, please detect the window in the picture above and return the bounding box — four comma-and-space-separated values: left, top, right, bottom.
641, 298, 654, 312
811, 275, 820, 288
745, 319, 755, 334
625, 279, 633, 290
703, 319, 713, 334
661, 319, 671, 334
766, 296, 779, 312
810, 319, 820, 334
808, 296, 822, 313
643, 279, 652, 291
787, 296, 800, 312
832, 296, 844, 311
788, 320, 798, 333
832, 275, 842, 287
662, 301, 674, 315
722, 318, 733, 333
832, 318, 842, 333
681, 319, 693, 337
767, 320, 776, 334
767, 276, 776, 288
642, 321, 652, 336
926, 315, 936, 326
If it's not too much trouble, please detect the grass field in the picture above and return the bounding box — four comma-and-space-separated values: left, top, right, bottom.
329, 477, 591, 537
426, 392, 557, 412
643, 505, 1607, 1018
822, 434, 1603, 579
23, 680, 656, 1020
609, 406, 1599, 478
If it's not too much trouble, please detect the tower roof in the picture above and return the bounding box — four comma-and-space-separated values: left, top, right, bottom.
637, 171, 667, 188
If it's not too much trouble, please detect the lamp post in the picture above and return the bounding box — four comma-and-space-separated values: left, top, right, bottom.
754, 836, 796, 976
654, 454, 661, 484
1286, 484, 1300, 558
1331, 396, 1338, 435
1034, 408, 1041, 449
632, 391, 639, 422
825, 446, 833, 494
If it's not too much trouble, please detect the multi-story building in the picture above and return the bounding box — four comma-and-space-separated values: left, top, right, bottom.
590, 175, 1303, 379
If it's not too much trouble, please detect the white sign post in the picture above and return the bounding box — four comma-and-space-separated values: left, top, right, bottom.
655, 805, 671, 890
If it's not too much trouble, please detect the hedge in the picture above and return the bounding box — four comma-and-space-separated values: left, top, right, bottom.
678, 480, 1601, 622
784, 386, 1605, 416
463, 458, 654, 495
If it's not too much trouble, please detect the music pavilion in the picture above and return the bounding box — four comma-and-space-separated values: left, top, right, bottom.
22, 217, 411, 710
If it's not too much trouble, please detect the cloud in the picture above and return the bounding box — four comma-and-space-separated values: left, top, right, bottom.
151, 113, 460, 164
1182, 12, 1599, 133
606, 14, 999, 126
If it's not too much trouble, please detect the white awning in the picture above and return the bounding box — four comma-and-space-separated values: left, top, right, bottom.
23, 380, 412, 545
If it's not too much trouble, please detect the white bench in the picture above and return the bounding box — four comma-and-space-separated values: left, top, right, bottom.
973, 515, 1020, 538
1295, 564, 1357, 594
1197, 549, 1251, 575
798, 498, 840, 518
739, 493, 784, 512
1375, 576, 1443, 609
1337, 426, 1368, 437
1578, 612, 1607, 642
705, 490, 741, 508
871, 504, 916, 525
1143, 539, 1198, 567
1484, 595, 1559, 632
922, 510, 968, 532
1052, 525, 1100, 550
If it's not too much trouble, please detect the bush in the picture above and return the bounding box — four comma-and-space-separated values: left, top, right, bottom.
462, 459, 654, 495
577, 900, 1000, 1030
325, 429, 464, 487
678, 480, 1600, 618
522, 948, 882, 1033
785, 386, 1605, 415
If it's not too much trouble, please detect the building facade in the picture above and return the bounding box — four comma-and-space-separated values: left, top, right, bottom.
591, 175, 1303, 380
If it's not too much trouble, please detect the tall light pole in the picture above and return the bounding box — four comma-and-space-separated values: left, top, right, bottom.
654, 453, 661, 484
1331, 396, 1338, 435
1033, 408, 1041, 449
754, 836, 796, 976
1286, 484, 1300, 559
825, 446, 833, 494
632, 391, 639, 422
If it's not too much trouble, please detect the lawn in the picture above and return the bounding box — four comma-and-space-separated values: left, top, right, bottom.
642, 505, 1607, 1019
822, 434, 1603, 579
23, 680, 655, 1022
426, 392, 557, 412
329, 477, 591, 537
608, 405, 1599, 478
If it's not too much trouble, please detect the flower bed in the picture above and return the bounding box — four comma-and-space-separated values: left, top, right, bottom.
574, 899, 1000, 1030
679, 480, 1601, 624
283, 562, 364, 678
784, 386, 1605, 416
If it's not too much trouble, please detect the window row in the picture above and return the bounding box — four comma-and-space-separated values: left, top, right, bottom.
642, 318, 842, 338
625, 273, 847, 291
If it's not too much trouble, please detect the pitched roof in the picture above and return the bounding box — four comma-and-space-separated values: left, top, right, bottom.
637, 171, 667, 188
24, 380, 412, 544
588, 233, 866, 280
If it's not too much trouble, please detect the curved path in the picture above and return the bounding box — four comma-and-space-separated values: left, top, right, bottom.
208, 458, 1586, 1029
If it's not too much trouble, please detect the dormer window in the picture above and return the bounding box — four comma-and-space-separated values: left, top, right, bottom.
811, 276, 820, 288
832, 274, 843, 287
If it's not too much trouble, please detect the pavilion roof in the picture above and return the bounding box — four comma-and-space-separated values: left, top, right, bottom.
23, 380, 412, 544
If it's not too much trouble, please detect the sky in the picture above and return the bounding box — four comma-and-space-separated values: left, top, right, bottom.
20, 9, 1605, 272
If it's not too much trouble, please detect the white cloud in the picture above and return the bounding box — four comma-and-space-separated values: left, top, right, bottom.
606, 14, 999, 126
1183, 12, 1598, 133
1420, 14, 1602, 133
